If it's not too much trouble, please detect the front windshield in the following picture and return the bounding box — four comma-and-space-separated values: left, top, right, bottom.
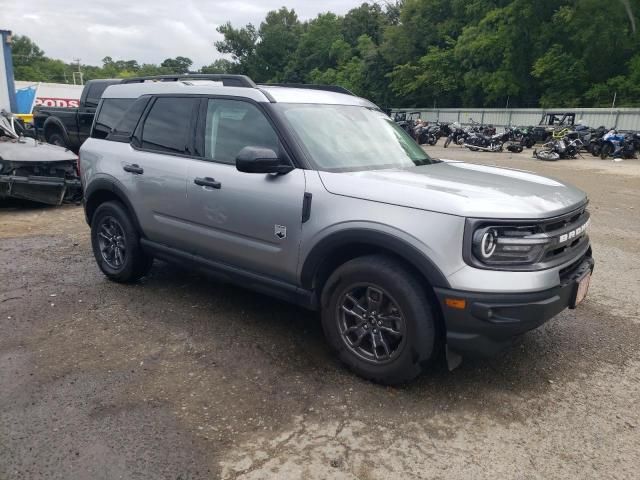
275, 103, 437, 172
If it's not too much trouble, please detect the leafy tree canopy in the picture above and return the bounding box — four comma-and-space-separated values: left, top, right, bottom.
11, 0, 640, 108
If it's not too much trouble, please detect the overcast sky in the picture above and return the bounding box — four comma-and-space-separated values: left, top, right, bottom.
1, 0, 367, 68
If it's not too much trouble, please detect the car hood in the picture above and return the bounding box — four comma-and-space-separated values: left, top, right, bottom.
318, 160, 587, 219
0, 137, 77, 162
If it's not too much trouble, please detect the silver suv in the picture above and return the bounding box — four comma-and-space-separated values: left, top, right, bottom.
80, 74, 594, 384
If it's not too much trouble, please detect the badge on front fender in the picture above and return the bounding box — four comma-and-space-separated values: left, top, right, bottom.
274, 224, 287, 240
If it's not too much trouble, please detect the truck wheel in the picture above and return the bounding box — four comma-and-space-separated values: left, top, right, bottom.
91, 201, 153, 283
48, 131, 67, 149
321, 255, 437, 385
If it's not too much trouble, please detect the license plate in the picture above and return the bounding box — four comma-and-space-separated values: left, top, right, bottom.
573, 272, 591, 307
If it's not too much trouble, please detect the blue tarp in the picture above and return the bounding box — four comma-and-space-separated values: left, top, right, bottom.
15, 85, 37, 114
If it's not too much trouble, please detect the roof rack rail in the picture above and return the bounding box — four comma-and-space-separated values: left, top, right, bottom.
120, 74, 257, 88
264, 83, 355, 96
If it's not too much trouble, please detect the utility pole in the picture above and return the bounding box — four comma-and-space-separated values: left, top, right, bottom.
611, 91, 617, 128
72, 58, 84, 85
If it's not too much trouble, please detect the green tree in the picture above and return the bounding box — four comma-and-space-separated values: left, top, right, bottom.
200, 59, 237, 74
532, 45, 588, 107
160, 56, 193, 74
254, 7, 302, 81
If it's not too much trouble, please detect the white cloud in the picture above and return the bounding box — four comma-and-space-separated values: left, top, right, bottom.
0, 0, 367, 68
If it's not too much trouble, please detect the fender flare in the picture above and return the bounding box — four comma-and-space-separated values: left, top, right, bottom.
299, 229, 450, 290
42, 117, 71, 145
83, 178, 142, 232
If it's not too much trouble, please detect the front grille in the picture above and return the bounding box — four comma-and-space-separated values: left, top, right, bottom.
541, 206, 587, 233
538, 207, 590, 266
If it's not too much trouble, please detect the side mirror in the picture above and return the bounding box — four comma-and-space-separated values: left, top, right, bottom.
236, 146, 293, 174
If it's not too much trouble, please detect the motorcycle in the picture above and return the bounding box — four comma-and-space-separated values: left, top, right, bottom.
417, 122, 451, 145
534, 129, 583, 161
444, 122, 466, 147
600, 130, 638, 159
587, 126, 608, 156
464, 127, 523, 153
512, 125, 536, 148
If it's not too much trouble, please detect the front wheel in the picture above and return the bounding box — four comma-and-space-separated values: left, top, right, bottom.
321, 255, 437, 385
91, 201, 153, 283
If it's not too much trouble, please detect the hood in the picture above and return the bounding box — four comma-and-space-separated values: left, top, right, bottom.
0, 137, 77, 163
318, 160, 587, 219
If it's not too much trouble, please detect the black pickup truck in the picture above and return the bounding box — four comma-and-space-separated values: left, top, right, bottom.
33, 79, 121, 152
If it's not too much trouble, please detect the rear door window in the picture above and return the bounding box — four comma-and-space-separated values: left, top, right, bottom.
92, 98, 135, 139
141, 97, 199, 155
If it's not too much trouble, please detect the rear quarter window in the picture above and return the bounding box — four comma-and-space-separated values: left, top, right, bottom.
92, 99, 135, 139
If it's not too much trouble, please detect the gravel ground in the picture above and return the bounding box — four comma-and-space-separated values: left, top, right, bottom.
1, 146, 639, 479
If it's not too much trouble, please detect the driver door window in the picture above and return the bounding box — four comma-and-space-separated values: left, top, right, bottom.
204, 99, 279, 164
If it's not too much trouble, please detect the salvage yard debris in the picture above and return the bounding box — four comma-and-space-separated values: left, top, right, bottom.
0, 110, 81, 205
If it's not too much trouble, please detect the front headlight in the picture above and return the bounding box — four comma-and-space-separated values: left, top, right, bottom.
470, 224, 549, 266
464, 212, 591, 271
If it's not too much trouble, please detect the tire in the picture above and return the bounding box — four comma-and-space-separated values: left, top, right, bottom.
91, 201, 153, 283
600, 142, 613, 160
47, 131, 67, 148
320, 255, 437, 385
508, 144, 523, 153
524, 137, 535, 149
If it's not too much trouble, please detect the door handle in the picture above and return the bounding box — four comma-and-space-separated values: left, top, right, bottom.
194, 177, 222, 189
123, 164, 144, 174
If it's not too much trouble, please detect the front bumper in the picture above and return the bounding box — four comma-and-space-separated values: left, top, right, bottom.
0, 174, 82, 205
434, 254, 594, 357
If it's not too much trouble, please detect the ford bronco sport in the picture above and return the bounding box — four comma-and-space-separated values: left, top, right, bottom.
80, 74, 594, 385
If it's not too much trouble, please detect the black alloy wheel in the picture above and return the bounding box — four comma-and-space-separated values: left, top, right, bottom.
337, 284, 407, 364
321, 254, 437, 385
90, 201, 153, 283
96, 215, 127, 269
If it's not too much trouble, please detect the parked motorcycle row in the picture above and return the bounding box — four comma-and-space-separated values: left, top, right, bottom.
396, 115, 640, 161
534, 125, 640, 161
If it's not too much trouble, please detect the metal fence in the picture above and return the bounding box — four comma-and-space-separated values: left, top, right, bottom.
390, 107, 640, 131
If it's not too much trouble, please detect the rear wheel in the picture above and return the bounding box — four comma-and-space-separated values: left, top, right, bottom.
91, 201, 153, 283
600, 142, 614, 159
321, 255, 437, 385
47, 131, 67, 149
